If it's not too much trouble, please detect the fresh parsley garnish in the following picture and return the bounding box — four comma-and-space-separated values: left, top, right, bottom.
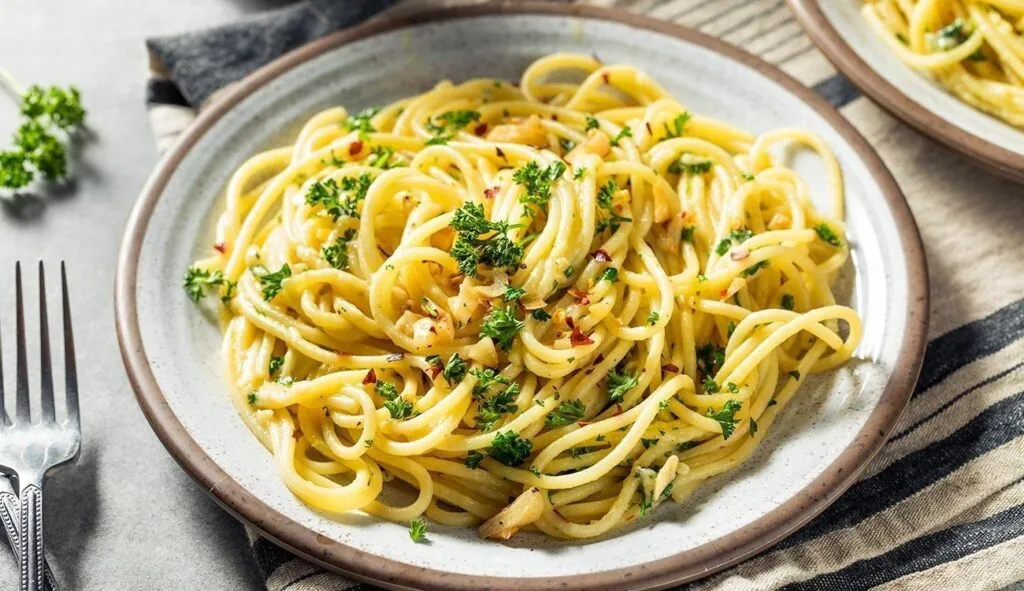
607, 368, 639, 403
376, 380, 400, 400
322, 228, 357, 270
480, 304, 525, 351
448, 202, 524, 277
408, 518, 428, 542
475, 383, 519, 432
425, 110, 481, 145
268, 356, 284, 376
646, 311, 660, 326
513, 160, 566, 208
256, 264, 291, 301
344, 106, 380, 137
601, 267, 618, 283
531, 308, 552, 321
183, 267, 229, 302
706, 400, 742, 439
0, 82, 86, 189
781, 294, 795, 311
680, 226, 695, 244
486, 431, 533, 466
385, 397, 414, 419
503, 286, 526, 302
306, 174, 374, 220
442, 353, 467, 384
610, 126, 632, 147
662, 112, 691, 139
545, 399, 586, 427
584, 115, 600, 132
668, 157, 713, 175
814, 223, 843, 247
470, 367, 511, 397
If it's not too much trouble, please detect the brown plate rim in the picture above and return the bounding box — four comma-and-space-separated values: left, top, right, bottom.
786, 0, 1024, 185
114, 3, 930, 590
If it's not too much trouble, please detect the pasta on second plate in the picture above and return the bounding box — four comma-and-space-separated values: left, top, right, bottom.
184, 53, 862, 541
863, 0, 1024, 127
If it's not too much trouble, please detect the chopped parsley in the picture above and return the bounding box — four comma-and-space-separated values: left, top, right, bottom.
470, 367, 511, 397
741, 260, 768, 278
256, 264, 291, 301
465, 450, 486, 469
597, 180, 618, 209
183, 267, 229, 302
726, 382, 739, 393
513, 160, 567, 208
486, 431, 533, 467
322, 228, 357, 270
680, 226, 695, 244
408, 518, 428, 542
713, 226, 754, 257
305, 173, 374, 220
503, 286, 526, 302
573, 167, 587, 180
268, 356, 284, 376
934, 18, 970, 51
584, 115, 600, 132
706, 400, 742, 439
367, 145, 401, 169
480, 304, 525, 351
646, 311, 660, 326
344, 106, 380, 137
531, 308, 552, 321
814, 223, 843, 247
247, 392, 258, 405
425, 109, 481, 145
564, 265, 575, 278
749, 418, 759, 437
696, 343, 725, 377
601, 267, 619, 283
640, 437, 659, 449
385, 398, 414, 420
781, 294, 795, 311
702, 377, 720, 393
448, 202, 524, 277
727, 321, 737, 337
662, 112, 691, 139
475, 383, 520, 431
610, 126, 632, 147
559, 138, 576, 152
545, 400, 586, 427
376, 380, 399, 400
668, 157, 713, 175
607, 368, 639, 403
789, 370, 801, 380
442, 353, 467, 384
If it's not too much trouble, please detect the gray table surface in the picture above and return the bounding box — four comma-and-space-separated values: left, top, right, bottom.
0, 1, 298, 589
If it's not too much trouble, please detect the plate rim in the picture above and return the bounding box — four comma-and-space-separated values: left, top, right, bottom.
787, 0, 1024, 185
114, 3, 930, 589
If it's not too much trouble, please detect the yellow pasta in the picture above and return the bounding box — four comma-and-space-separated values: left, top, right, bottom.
185, 53, 862, 541
863, 0, 1024, 127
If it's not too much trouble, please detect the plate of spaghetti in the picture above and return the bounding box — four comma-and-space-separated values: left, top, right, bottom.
788, 0, 1024, 185
116, 4, 928, 590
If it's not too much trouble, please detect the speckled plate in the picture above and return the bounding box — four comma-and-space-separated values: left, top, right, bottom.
115, 4, 929, 590
788, 0, 1024, 185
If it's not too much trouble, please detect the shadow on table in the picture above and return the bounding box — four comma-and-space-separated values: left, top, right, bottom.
45, 448, 100, 591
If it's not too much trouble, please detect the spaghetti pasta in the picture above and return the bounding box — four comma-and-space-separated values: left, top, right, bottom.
184, 53, 862, 541
863, 0, 1024, 127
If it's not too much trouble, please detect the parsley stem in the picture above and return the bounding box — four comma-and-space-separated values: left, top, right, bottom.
0, 65, 24, 99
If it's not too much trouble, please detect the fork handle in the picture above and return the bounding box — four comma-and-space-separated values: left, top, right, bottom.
18, 483, 45, 591
0, 491, 58, 591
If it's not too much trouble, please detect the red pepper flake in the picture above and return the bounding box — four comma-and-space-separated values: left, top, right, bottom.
570, 324, 594, 347
349, 140, 363, 156
213, 242, 226, 254
662, 363, 680, 373
568, 288, 590, 306
386, 353, 405, 363
592, 249, 612, 262
594, 353, 605, 364
428, 326, 438, 334
551, 114, 559, 121
612, 404, 623, 416
720, 289, 729, 298
495, 147, 506, 159
484, 186, 500, 199
730, 249, 750, 261
577, 420, 590, 426
362, 369, 377, 384
601, 72, 610, 84
473, 123, 488, 136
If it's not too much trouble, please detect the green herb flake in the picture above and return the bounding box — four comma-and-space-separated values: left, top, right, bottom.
408, 518, 428, 542
706, 400, 742, 439
546, 399, 586, 428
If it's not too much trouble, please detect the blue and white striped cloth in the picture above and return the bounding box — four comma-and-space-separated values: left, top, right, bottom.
145, 1, 1024, 589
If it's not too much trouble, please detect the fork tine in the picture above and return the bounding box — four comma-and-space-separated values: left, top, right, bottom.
14, 262, 30, 423
37, 262, 55, 424
62, 262, 78, 426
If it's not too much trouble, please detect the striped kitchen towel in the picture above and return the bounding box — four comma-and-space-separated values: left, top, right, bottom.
145, 1, 1024, 589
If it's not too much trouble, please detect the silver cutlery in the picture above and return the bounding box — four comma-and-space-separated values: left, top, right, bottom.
0, 262, 79, 591
0, 477, 58, 590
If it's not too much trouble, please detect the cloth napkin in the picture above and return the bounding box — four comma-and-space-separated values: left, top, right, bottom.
145, 1, 1024, 589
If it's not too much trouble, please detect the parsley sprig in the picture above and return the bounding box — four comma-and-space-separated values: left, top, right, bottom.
256, 264, 291, 301
480, 304, 526, 351
448, 202, 524, 277
322, 229, 357, 270
305, 173, 374, 221
513, 160, 567, 209
425, 110, 481, 145
545, 399, 586, 428
0, 75, 87, 189
607, 367, 639, 403
706, 400, 742, 439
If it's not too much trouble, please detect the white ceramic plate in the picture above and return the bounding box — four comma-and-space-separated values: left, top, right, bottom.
115, 5, 929, 590
789, 0, 1024, 185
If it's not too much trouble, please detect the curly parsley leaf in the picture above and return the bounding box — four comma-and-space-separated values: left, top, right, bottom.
322, 228, 357, 270
442, 353, 467, 384
256, 264, 291, 301
486, 430, 533, 467
408, 518, 428, 542
706, 400, 742, 439
814, 223, 843, 247
425, 110, 481, 145
607, 368, 639, 403
448, 202, 525, 277
514, 160, 566, 208
183, 267, 228, 302
545, 399, 586, 428
480, 304, 525, 351
475, 383, 520, 432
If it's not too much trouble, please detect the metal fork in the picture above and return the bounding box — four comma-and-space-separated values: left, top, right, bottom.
0, 262, 79, 591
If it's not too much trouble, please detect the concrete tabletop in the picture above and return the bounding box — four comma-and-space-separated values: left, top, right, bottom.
0, 1, 289, 589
